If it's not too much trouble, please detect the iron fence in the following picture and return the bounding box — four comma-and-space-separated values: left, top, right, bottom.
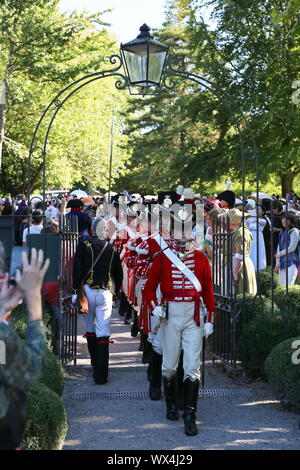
211, 203, 300, 369
0, 213, 79, 366
58, 215, 79, 366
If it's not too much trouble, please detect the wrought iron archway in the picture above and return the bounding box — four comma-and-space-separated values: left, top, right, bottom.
27, 51, 264, 368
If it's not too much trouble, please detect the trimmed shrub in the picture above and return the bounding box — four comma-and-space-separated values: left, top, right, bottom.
21, 382, 68, 450
236, 294, 273, 339
273, 285, 300, 316
39, 347, 64, 397
256, 267, 279, 298
265, 337, 300, 413
10, 304, 27, 339
10, 302, 57, 349
237, 301, 300, 378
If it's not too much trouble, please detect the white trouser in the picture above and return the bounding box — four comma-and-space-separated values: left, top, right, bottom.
279, 264, 298, 286
158, 301, 204, 381
147, 286, 163, 354
83, 285, 113, 337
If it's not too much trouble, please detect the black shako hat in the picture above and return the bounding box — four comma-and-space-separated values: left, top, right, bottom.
217, 190, 235, 209
110, 193, 128, 207
66, 198, 83, 209
157, 191, 180, 208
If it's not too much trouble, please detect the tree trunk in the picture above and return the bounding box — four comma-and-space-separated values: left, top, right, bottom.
281, 172, 295, 198
0, 81, 7, 171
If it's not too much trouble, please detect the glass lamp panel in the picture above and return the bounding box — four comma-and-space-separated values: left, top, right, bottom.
148, 44, 168, 84
123, 46, 148, 85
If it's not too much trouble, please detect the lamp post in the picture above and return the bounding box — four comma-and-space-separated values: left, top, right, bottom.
120, 24, 169, 92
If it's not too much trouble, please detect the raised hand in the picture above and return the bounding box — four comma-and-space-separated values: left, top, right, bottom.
0, 273, 23, 322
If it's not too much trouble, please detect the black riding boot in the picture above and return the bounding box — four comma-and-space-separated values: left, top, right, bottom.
182, 378, 200, 436
85, 332, 97, 376
138, 330, 143, 351
163, 376, 179, 421
142, 333, 151, 364
149, 349, 162, 400
124, 300, 133, 324
175, 351, 184, 410
94, 337, 110, 385
131, 310, 139, 337
118, 291, 126, 317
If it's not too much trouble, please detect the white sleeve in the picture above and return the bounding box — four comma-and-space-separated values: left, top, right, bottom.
22, 228, 29, 243
259, 218, 266, 230
276, 229, 300, 258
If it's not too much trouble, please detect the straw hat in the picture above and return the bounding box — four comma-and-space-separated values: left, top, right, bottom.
227, 208, 251, 226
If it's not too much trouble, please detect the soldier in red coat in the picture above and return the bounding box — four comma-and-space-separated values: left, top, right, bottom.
142, 230, 215, 436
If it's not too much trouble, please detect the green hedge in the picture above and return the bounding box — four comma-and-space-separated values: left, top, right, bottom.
10, 304, 67, 449
256, 267, 279, 298
237, 300, 300, 378
39, 347, 64, 397
273, 285, 300, 316
236, 294, 273, 339
265, 337, 300, 413
21, 382, 67, 450
10, 302, 57, 350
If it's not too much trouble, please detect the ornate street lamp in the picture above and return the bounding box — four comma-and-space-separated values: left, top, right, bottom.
120, 24, 169, 89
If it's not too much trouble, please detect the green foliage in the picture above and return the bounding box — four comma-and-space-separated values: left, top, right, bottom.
10, 302, 57, 349
256, 267, 279, 298
21, 382, 67, 450
39, 346, 64, 397
10, 303, 27, 339
0, 0, 130, 195
237, 301, 300, 378
265, 336, 300, 413
273, 285, 300, 315
117, 0, 300, 195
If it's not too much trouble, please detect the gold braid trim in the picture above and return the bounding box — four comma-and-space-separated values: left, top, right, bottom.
84, 240, 94, 287
107, 248, 115, 294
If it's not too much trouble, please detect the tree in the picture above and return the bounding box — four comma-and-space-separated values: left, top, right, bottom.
0, 0, 130, 195
117, 0, 300, 196
171, 0, 300, 195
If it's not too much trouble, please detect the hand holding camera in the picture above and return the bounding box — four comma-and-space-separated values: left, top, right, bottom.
0, 248, 50, 324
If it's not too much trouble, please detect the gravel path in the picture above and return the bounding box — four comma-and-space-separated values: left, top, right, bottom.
62, 308, 300, 450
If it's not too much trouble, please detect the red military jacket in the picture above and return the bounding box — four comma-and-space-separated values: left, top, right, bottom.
135, 235, 177, 279
142, 247, 215, 324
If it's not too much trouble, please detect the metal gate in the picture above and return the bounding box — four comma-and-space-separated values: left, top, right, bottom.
211, 215, 239, 366
58, 215, 79, 366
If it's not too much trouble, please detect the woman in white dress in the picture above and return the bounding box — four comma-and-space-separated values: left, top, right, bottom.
247, 204, 267, 271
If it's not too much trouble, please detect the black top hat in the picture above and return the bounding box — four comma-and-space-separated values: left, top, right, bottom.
217, 190, 235, 208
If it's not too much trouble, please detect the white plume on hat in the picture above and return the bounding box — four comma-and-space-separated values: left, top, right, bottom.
176, 185, 184, 196
183, 188, 195, 200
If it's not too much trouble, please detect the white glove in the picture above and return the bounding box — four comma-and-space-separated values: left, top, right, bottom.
152, 305, 164, 319
204, 322, 214, 338
72, 294, 77, 305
